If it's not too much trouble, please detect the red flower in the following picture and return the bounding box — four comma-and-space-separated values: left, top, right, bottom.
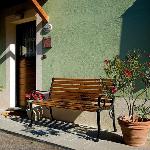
147, 62, 150, 67
144, 53, 150, 58
25, 93, 31, 100
26, 90, 45, 101
140, 73, 145, 77
111, 86, 117, 94
33, 94, 38, 100
104, 59, 110, 65
124, 69, 132, 78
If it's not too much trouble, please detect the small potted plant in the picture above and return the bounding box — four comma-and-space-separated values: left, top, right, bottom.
25, 90, 45, 121
25, 90, 45, 110
103, 51, 150, 147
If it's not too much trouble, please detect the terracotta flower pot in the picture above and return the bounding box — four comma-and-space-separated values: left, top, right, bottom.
118, 117, 150, 147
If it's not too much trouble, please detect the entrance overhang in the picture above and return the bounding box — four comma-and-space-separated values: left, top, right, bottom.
0, 1, 45, 108
0, 0, 49, 23
30, 0, 49, 22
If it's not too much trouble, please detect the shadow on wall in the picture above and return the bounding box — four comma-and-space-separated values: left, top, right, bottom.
120, 0, 150, 58
0, 16, 6, 61
119, 0, 150, 94
38, 0, 48, 6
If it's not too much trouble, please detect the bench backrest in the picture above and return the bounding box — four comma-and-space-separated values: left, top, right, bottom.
50, 78, 114, 102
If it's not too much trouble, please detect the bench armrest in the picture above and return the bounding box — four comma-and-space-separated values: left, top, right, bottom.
98, 95, 115, 107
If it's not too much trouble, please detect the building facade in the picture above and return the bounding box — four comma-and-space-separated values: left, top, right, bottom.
0, 0, 150, 131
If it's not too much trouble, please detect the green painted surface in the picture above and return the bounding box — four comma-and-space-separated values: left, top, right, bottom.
0, 16, 6, 87
41, 0, 150, 91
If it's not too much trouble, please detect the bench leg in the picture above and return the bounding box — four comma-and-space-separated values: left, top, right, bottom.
109, 106, 117, 132
112, 106, 117, 132
49, 106, 54, 121
96, 109, 101, 142
28, 103, 33, 127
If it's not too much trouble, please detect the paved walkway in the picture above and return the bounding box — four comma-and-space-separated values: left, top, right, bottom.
0, 130, 70, 150
0, 110, 149, 150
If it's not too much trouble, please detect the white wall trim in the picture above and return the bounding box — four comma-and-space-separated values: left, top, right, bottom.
36, 14, 43, 90
9, 44, 16, 107
5, 17, 16, 108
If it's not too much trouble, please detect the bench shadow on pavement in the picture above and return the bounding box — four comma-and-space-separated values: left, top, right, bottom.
10, 114, 123, 144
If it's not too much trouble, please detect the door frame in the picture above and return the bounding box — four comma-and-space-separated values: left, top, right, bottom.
5, 9, 43, 108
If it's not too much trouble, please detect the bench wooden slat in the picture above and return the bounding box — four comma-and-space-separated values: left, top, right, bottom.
50, 96, 98, 101
51, 80, 101, 85
33, 99, 112, 112
51, 89, 100, 94
53, 78, 100, 81
52, 84, 102, 89
50, 94, 100, 102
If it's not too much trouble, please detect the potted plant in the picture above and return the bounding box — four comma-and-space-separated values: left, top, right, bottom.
25, 90, 46, 121
103, 51, 150, 147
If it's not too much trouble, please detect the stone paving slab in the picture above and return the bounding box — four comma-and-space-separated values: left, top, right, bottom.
0, 114, 150, 150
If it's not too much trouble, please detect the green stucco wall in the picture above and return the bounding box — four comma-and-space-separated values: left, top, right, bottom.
42, 0, 150, 90
0, 16, 6, 87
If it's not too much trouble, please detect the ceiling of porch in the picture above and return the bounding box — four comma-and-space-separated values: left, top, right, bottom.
0, 0, 49, 22
0, 0, 27, 9
0, 0, 47, 9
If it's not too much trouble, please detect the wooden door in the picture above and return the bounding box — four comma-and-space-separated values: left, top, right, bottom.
16, 21, 36, 108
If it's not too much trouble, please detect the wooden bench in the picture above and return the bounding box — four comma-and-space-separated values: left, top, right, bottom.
29, 78, 117, 141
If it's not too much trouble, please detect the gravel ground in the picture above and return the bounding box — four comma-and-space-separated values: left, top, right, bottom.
0, 130, 72, 150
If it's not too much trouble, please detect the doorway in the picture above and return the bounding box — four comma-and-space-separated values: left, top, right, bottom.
16, 21, 36, 108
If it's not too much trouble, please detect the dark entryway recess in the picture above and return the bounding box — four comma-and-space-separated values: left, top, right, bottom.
16, 21, 36, 108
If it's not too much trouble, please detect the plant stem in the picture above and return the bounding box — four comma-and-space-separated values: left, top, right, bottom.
133, 88, 147, 107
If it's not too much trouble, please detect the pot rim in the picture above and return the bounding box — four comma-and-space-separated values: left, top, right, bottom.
118, 116, 150, 128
